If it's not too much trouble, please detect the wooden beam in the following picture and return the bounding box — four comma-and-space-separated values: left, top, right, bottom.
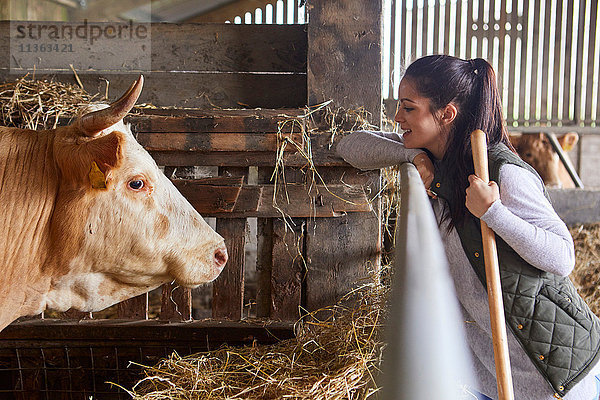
212, 167, 248, 320
0, 22, 307, 73
131, 108, 305, 133
172, 180, 371, 218
304, 0, 383, 311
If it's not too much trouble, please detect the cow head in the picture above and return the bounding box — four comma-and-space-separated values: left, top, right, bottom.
509, 132, 579, 188
44, 76, 228, 312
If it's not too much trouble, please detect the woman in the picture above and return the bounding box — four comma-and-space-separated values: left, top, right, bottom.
337, 55, 600, 399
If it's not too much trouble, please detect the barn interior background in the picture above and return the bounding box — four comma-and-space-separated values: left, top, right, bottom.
0, 0, 598, 399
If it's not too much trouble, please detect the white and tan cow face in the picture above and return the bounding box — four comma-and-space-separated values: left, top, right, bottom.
509, 132, 579, 188
44, 76, 227, 312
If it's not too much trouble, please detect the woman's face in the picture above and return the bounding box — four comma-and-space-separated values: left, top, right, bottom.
394, 77, 449, 160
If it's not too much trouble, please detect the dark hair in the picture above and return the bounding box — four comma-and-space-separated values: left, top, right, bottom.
404, 55, 515, 229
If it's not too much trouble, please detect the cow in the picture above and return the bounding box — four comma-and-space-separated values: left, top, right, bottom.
509, 132, 579, 188
0, 76, 228, 330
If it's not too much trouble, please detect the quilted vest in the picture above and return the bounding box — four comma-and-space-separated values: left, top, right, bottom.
431, 142, 600, 398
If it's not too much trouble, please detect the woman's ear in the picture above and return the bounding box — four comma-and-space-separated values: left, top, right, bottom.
439, 104, 458, 126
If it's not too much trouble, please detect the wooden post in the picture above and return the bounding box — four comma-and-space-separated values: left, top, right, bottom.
117, 293, 148, 319
305, 0, 383, 311
471, 129, 514, 400
159, 167, 195, 321
213, 166, 248, 320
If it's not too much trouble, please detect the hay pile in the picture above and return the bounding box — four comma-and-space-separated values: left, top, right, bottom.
122, 273, 387, 400
570, 223, 600, 317
0, 75, 99, 130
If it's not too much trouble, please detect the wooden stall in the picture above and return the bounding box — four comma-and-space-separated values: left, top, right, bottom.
0, 1, 383, 397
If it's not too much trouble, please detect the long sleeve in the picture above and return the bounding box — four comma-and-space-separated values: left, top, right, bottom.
481, 164, 575, 276
336, 130, 425, 170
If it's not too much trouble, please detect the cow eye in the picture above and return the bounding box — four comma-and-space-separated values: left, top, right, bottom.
128, 180, 144, 190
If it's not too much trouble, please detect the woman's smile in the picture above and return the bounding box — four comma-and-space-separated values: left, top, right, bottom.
394, 77, 449, 159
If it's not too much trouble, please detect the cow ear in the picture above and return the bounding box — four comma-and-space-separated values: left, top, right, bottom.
57, 131, 124, 188
558, 132, 579, 152
508, 132, 522, 148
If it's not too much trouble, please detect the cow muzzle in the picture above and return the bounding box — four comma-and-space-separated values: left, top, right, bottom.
213, 245, 228, 274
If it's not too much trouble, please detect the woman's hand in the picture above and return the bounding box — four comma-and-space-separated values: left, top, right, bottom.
413, 153, 434, 190
465, 174, 500, 218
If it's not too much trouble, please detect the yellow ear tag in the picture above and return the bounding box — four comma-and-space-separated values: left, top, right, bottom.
89, 161, 107, 189
562, 142, 575, 152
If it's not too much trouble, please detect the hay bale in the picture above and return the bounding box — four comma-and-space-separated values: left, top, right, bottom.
570, 223, 600, 317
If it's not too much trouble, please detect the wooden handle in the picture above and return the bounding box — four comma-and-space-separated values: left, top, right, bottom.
471, 129, 515, 400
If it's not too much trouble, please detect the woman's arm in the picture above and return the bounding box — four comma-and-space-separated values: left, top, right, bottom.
480, 164, 575, 276
336, 130, 424, 170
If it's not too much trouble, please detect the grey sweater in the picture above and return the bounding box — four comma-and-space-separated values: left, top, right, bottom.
337, 130, 600, 400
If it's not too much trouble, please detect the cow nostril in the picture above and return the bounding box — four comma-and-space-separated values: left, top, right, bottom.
214, 247, 228, 268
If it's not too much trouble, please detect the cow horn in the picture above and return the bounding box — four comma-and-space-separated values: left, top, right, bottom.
79, 75, 144, 137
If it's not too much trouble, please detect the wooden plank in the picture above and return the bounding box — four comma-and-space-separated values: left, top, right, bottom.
0, 319, 294, 343
550, 0, 564, 124
478, 0, 485, 58
117, 293, 148, 319
583, 0, 597, 125
538, 0, 551, 122
562, 0, 575, 122
304, 166, 379, 312
270, 218, 303, 321
0, 71, 307, 109
137, 131, 302, 152
411, 0, 419, 58
212, 166, 247, 320
256, 167, 274, 318
159, 283, 192, 321
506, 0, 519, 124
597, 27, 600, 126
466, 0, 475, 59
213, 218, 247, 320
517, 0, 530, 124
389, 0, 397, 98
456, 0, 464, 57
400, 0, 408, 64
305, 212, 380, 312
176, 181, 371, 218
422, 0, 429, 56
52, 309, 91, 320
496, 0, 507, 104
1, 22, 307, 73
307, 1, 381, 126
443, 0, 451, 54
529, 0, 541, 122
573, 0, 587, 124
172, 179, 242, 213
433, 0, 440, 53
149, 148, 348, 167
130, 108, 304, 133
